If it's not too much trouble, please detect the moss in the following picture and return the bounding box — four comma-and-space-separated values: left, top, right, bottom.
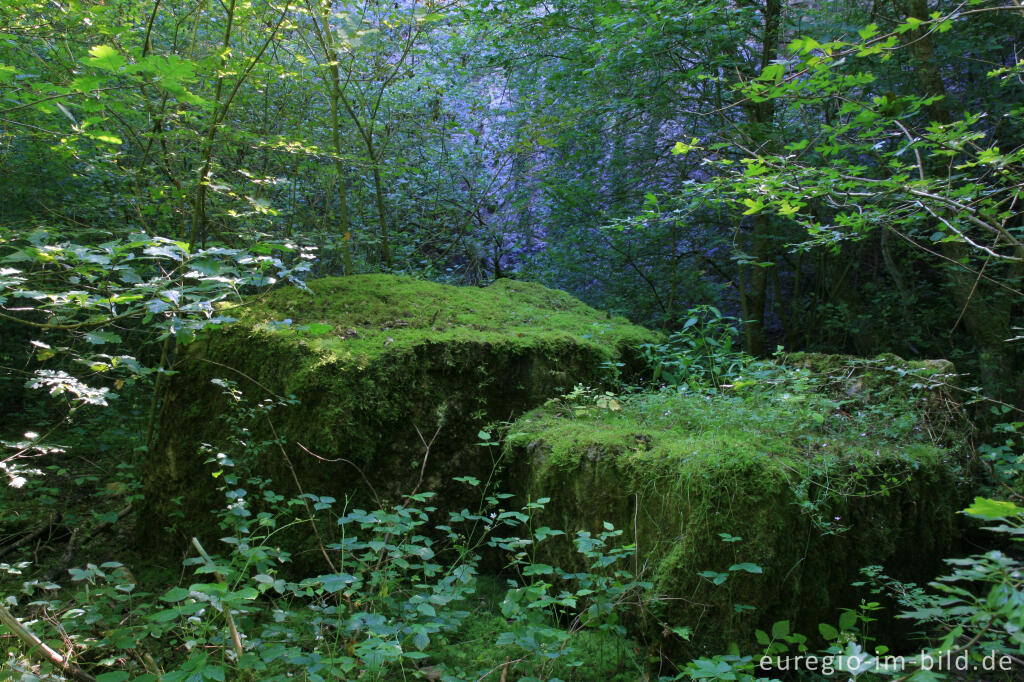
139, 275, 659, 559
224, 275, 654, 363
503, 359, 969, 657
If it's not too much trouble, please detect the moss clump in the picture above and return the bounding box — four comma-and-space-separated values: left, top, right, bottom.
140, 275, 659, 558
503, 359, 969, 657
224, 275, 653, 361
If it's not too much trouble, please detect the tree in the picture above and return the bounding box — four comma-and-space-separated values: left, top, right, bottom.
678, 0, 1024, 394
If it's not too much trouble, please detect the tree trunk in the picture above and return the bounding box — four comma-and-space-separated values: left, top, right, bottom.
736, 0, 783, 355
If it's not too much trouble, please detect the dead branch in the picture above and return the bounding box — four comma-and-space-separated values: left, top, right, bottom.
0, 602, 97, 682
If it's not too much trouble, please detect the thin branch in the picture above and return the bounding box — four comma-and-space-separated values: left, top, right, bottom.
409, 422, 441, 498
190, 537, 245, 661
0, 88, 125, 117
267, 420, 337, 573
0, 603, 98, 682
296, 442, 383, 509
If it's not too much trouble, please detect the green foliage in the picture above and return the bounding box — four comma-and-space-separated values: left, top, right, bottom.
638, 306, 748, 390
680, 498, 1024, 681
3, 0, 1023, 679
2, 381, 651, 680
0, 224, 311, 497
978, 418, 1024, 492
668, 0, 1024, 390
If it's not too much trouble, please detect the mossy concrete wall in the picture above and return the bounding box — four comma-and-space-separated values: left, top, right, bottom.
139, 275, 659, 557
502, 355, 970, 656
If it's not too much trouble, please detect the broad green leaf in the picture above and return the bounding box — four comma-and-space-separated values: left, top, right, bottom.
838, 609, 858, 631
161, 587, 191, 602
771, 620, 789, 638
96, 672, 131, 682
758, 63, 785, 83
742, 197, 764, 215
963, 497, 1023, 520
818, 622, 840, 640
84, 330, 123, 345
86, 45, 126, 72
858, 23, 879, 40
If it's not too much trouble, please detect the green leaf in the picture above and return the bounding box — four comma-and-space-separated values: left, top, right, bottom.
203, 666, 225, 681
84, 330, 123, 345
86, 45, 126, 72
771, 620, 789, 638
788, 36, 821, 54
698, 570, 728, 586
818, 622, 840, 640
838, 609, 858, 631
84, 130, 123, 145
962, 497, 1023, 520
758, 63, 785, 83
897, 16, 924, 33
728, 562, 763, 574
318, 573, 357, 593
232, 587, 258, 600
672, 138, 700, 154
742, 197, 764, 215
148, 608, 183, 623
161, 586, 190, 602
858, 23, 879, 40
96, 673, 131, 682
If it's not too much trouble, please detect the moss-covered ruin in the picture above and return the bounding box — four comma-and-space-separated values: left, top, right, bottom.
501, 354, 969, 655
139, 275, 659, 555
142, 276, 971, 657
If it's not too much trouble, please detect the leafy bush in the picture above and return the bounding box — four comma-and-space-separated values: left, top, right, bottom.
638, 306, 748, 390
1, 381, 651, 681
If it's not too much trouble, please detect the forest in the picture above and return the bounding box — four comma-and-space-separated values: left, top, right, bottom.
1, 0, 1023, 679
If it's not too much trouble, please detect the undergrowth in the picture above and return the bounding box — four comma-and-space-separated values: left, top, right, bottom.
1, 305, 1021, 681
1, 381, 653, 681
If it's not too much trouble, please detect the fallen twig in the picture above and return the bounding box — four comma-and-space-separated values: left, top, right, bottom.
0, 513, 60, 560
86, 504, 133, 542
0, 601, 97, 682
